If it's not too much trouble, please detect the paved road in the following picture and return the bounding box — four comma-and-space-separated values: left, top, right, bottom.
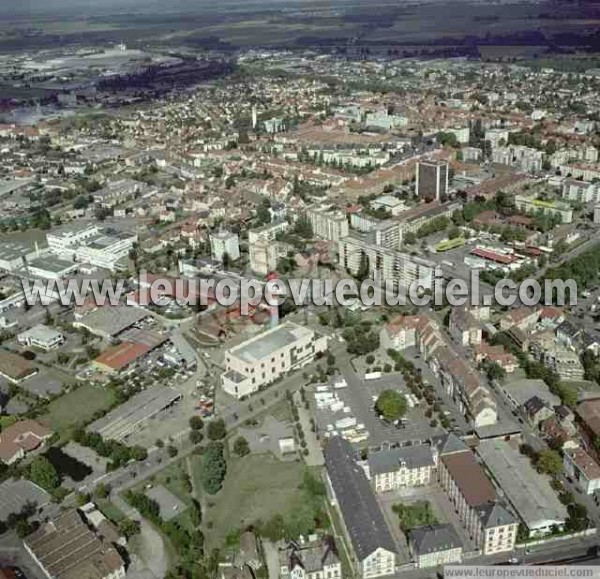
112, 493, 170, 579
384, 533, 599, 579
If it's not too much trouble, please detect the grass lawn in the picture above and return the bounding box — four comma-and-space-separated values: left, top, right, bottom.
143, 460, 195, 509
564, 379, 600, 395
41, 383, 116, 433
201, 454, 305, 547
97, 499, 126, 524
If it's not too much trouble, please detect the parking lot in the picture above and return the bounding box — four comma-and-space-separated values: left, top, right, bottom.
0, 479, 51, 521
314, 365, 445, 450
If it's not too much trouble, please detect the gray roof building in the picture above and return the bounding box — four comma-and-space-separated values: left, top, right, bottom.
409, 524, 462, 556
74, 306, 149, 339
324, 437, 397, 561
431, 433, 468, 456
368, 445, 435, 476
477, 439, 568, 535
87, 386, 182, 442
476, 502, 517, 530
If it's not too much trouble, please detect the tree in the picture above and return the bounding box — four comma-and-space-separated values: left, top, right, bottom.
233, 436, 250, 457
119, 518, 141, 539
375, 390, 407, 422
189, 416, 204, 431
294, 216, 313, 239
255, 203, 271, 225
207, 419, 227, 441
189, 430, 203, 445
482, 360, 506, 383
566, 503, 588, 532
403, 231, 416, 245
29, 457, 60, 491
94, 483, 110, 499
131, 446, 148, 461
536, 449, 563, 475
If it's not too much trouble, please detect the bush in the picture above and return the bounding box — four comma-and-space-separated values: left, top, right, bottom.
201, 442, 227, 495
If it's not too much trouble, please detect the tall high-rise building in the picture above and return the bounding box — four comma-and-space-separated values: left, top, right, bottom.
251, 105, 258, 130
210, 229, 240, 263
416, 160, 449, 201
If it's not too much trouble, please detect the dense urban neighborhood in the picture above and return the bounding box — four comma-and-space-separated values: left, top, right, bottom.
1, 6, 600, 579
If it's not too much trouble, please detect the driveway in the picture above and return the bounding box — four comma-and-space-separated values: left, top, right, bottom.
113, 493, 169, 579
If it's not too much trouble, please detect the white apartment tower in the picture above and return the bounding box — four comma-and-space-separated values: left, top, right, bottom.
210, 229, 240, 263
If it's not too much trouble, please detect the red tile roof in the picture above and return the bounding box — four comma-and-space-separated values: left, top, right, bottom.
441, 451, 497, 507
0, 420, 52, 463
470, 247, 517, 265
93, 341, 152, 372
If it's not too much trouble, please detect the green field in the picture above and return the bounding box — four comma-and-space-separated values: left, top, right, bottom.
200, 453, 305, 546
41, 383, 116, 433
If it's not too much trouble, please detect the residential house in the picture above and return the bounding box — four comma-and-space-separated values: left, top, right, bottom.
473, 343, 518, 374
563, 448, 600, 495
235, 532, 262, 571
523, 396, 555, 427
449, 307, 483, 347
381, 316, 497, 427
279, 536, 342, 579
0, 420, 52, 464
556, 320, 582, 350
539, 416, 579, 451
498, 308, 540, 333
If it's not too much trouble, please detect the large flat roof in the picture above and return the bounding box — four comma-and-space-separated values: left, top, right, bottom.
27, 255, 77, 274
87, 386, 182, 442
75, 306, 148, 337
0, 240, 38, 262
477, 439, 568, 529
230, 322, 313, 364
